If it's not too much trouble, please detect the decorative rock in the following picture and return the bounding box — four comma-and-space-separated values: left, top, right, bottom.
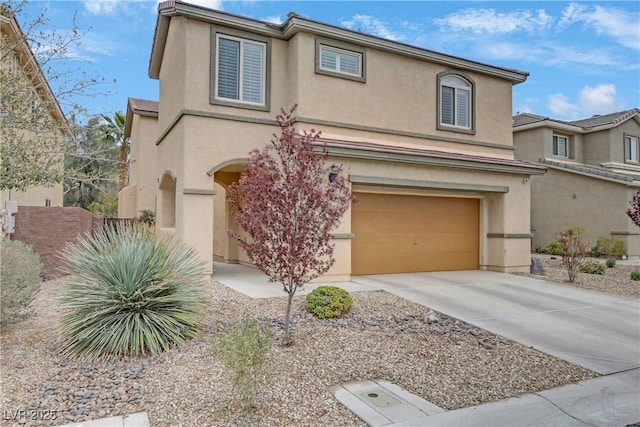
425, 312, 440, 324
530, 257, 545, 275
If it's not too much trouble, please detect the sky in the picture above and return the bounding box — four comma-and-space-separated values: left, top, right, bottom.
17, 0, 640, 123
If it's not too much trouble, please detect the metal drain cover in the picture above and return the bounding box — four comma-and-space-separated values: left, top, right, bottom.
359, 389, 401, 407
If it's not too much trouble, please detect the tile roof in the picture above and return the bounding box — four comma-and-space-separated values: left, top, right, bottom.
568, 108, 640, 129
128, 98, 159, 114
540, 158, 640, 183
318, 137, 547, 174
513, 108, 639, 131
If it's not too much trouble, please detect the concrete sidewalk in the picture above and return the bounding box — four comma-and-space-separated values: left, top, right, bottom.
392, 368, 640, 427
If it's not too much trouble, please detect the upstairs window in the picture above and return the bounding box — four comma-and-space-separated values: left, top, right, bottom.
553, 135, 568, 158
315, 38, 366, 82
625, 135, 639, 163
213, 33, 267, 107
319, 45, 361, 77
438, 74, 473, 132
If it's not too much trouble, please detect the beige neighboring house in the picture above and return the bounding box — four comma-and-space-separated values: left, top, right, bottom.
118, 98, 159, 218
513, 109, 640, 257
0, 13, 68, 209
121, 1, 546, 278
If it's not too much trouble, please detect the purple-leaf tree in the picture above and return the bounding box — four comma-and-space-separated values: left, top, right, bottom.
227, 106, 353, 345
626, 190, 640, 227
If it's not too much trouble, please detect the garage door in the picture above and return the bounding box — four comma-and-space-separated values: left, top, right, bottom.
351, 192, 479, 275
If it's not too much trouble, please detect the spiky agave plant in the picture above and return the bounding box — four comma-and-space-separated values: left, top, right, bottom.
59, 225, 205, 360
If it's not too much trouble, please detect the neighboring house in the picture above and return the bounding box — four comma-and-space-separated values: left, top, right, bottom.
118, 98, 159, 219
513, 109, 640, 257
121, 0, 545, 278
0, 12, 68, 209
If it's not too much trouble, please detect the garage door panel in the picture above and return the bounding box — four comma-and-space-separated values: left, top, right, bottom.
352, 192, 479, 275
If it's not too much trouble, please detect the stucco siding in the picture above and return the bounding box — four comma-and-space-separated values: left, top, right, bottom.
530, 168, 639, 256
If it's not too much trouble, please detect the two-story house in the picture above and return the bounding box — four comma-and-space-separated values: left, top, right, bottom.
513, 109, 640, 257
121, 1, 545, 278
0, 12, 69, 209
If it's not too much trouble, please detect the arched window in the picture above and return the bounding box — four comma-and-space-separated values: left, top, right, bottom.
438, 74, 473, 131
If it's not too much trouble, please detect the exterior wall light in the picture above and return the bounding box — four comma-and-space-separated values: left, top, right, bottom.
329, 164, 341, 183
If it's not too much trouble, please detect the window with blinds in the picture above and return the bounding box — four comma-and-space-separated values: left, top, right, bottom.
625, 135, 639, 163
552, 135, 568, 157
215, 34, 265, 105
439, 75, 472, 130
319, 45, 362, 77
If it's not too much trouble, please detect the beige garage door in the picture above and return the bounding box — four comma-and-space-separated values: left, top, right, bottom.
351, 192, 479, 275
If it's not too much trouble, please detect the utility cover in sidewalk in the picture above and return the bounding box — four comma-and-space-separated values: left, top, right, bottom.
333, 379, 445, 426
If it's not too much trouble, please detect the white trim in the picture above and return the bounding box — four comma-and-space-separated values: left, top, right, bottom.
214, 33, 266, 106
552, 134, 568, 158
318, 44, 362, 78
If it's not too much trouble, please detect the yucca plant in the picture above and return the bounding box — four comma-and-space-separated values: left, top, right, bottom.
59, 225, 206, 360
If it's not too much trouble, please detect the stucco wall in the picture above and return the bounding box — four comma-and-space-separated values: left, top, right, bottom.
1, 184, 63, 209
530, 168, 639, 256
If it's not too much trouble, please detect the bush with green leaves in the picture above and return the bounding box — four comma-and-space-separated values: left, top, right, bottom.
605, 257, 616, 268
631, 271, 640, 281
306, 286, 352, 319
546, 241, 563, 256
58, 225, 205, 360
579, 261, 605, 275
595, 236, 624, 259
212, 316, 272, 411
1, 239, 42, 326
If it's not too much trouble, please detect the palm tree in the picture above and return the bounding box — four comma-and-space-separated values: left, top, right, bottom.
102, 112, 128, 191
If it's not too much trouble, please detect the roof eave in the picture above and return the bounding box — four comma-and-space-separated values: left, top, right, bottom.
148, 1, 528, 84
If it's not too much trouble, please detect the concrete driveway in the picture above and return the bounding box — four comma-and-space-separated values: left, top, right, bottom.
351, 270, 640, 375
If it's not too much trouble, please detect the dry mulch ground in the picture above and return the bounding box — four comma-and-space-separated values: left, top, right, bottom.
1, 269, 615, 427
521, 256, 640, 299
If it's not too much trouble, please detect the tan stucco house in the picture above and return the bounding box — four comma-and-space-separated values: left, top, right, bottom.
121, 1, 546, 278
0, 12, 68, 209
513, 109, 640, 257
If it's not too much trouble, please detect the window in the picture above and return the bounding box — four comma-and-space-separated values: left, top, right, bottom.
553, 135, 568, 157
438, 74, 473, 132
213, 33, 266, 106
315, 38, 366, 82
319, 45, 361, 77
625, 135, 639, 163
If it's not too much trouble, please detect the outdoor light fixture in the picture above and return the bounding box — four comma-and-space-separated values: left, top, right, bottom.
329, 164, 341, 183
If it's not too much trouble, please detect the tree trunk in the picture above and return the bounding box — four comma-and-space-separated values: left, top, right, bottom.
284, 282, 295, 346
118, 145, 127, 192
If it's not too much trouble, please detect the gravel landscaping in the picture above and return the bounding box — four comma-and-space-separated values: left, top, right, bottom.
1, 273, 605, 427
522, 256, 640, 299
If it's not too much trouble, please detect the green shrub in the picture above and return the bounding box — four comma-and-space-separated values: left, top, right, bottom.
579, 261, 605, 275
0, 239, 42, 326
546, 241, 563, 256
58, 225, 205, 360
86, 193, 118, 218
138, 209, 155, 226
605, 257, 616, 268
212, 316, 272, 410
534, 246, 547, 254
595, 236, 624, 259
631, 271, 640, 281
306, 286, 352, 319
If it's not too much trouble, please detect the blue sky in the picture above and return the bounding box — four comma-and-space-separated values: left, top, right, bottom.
19, 0, 640, 122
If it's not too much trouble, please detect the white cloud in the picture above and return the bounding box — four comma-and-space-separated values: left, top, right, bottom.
262, 15, 283, 25
548, 93, 580, 118
434, 8, 553, 34
477, 41, 621, 68
184, 0, 223, 11
558, 3, 639, 50
547, 84, 626, 119
84, 0, 120, 15
577, 83, 622, 115
341, 15, 404, 41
